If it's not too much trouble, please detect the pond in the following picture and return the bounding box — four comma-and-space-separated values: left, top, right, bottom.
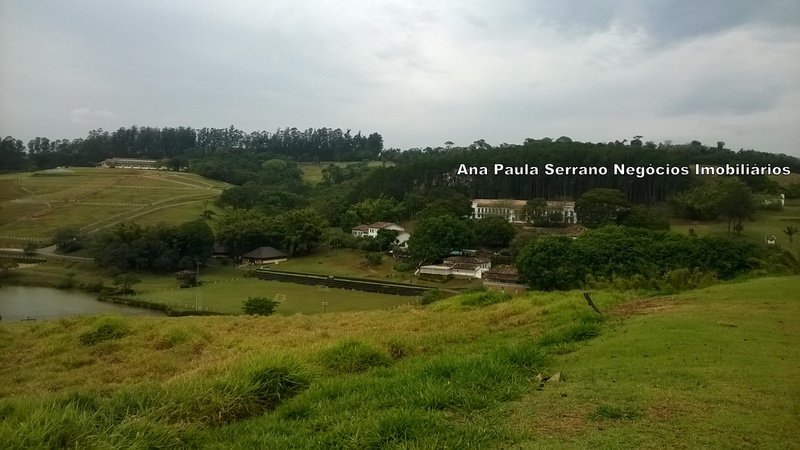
0, 286, 164, 322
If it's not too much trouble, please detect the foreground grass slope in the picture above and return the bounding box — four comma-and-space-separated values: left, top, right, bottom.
0, 277, 798, 448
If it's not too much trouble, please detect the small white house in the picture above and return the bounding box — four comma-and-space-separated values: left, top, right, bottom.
351, 222, 410, 245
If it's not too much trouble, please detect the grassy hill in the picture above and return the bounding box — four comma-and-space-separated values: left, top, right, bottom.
0, 168, 227, 247
1, 276, 797, 448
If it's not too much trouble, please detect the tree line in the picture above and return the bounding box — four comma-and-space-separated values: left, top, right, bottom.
0, 126, 384, 172
516, 225, 790, 291
359, 139, 800, 205
5, 128, 799, 207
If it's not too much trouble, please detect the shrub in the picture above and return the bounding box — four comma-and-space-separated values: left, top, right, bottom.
497, 342, 547, 371
57, 271, 77, 289
659, 268, 718, 293
112, 273, 141, 294
538, 321, 601, 347
79, 318, 130, 345
154, 328, 191, 349
385, 339, 411, 360
364, 252, 383, 266
419, 289, 447, 305
365, 409, 434, 448
114, 359, 311, 426
459, 291, 511, 307
244, 363, 311, 411
59, 391, 101, 412
589, 404, 641, 420
319, 340, 391, 373
82, 281, 105, 293
242, 296, 279, 316
242, 269, 258, 278
517, 226, 762, 290
393, 262, 416, 272
23, 242, 38, 256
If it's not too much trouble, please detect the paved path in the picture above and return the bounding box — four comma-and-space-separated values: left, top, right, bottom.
0, 246, 93, 262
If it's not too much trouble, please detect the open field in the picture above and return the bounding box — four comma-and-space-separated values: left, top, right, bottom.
3, 262, 417, 315
770, 172, 800, 186
671, 198, 800, 248
299, 161, 393, 184
0, 168, 227, 246
134, 276, 418, 315
275, 248, 477, 289
0, 276, 797, 447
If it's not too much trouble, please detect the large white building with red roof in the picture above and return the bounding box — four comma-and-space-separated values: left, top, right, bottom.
471, 199, 578, 224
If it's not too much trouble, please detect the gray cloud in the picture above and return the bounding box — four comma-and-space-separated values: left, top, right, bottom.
1, 0, 799, 156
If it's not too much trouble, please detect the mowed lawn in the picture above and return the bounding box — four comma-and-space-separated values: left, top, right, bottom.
276, 249, 478, 289
6, 261, 417, 315
0, 168, 226, 242
133, 277, 418, 315
671, 198, 800, 249
130, 265, 418, 316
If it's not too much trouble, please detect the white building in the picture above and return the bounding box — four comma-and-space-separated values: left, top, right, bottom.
100, 158, 160, 170
351, 222, 410, 245
418, 255, 492, 279
471, 199, 578, 224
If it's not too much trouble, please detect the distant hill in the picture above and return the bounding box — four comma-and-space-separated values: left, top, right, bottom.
0, 167, 227, 246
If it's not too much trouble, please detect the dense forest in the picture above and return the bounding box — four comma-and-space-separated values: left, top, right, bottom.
0, 126, 384, 174
2, 127, 799, 204
360, 139, 800, 204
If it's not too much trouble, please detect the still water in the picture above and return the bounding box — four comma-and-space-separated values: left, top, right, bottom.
0, 286, 163, 322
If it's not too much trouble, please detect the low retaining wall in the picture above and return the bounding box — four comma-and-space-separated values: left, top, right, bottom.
253, 269, 430, 296
99, 296, 230, 317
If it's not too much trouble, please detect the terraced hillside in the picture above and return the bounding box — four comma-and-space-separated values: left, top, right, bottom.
0, 168, 227, 246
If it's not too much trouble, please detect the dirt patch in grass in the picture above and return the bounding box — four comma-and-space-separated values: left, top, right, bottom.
646, 402, 676, 420
610, 297, 680, 318
512, 399, 592, 438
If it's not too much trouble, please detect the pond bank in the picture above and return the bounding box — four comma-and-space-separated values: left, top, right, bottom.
0, 286, 165, 322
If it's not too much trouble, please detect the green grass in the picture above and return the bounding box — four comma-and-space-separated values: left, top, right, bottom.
510, 276, 800, 448
5, 261, 417, 315
133, 276, 417, 315
276, 248, 478, 289
0, 168, 227, 243
3, 259, 109, 287
275, 249, 398, 278
298, 161, 393, 184
670, 198, 800, 249
318, 340, 392, 373
134, 202, 223, 230
1, 276, 798, 448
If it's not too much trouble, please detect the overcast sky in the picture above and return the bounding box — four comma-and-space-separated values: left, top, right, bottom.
1, 0, 799, 156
